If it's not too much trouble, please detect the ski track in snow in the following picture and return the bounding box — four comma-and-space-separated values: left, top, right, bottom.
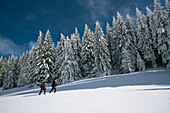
0, 70, 170, 113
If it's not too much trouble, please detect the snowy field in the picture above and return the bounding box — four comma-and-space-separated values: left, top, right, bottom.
0, 70, 170, 113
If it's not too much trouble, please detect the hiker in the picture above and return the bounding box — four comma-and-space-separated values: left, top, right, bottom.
39, 82, 46, 95
49, 79, 57, 93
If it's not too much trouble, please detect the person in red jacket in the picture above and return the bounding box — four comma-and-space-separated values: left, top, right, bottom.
39, 82, 46, 95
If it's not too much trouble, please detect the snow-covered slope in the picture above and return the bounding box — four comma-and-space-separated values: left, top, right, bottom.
0, 70, 170, 113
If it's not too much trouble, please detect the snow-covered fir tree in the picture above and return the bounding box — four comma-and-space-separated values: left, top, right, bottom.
166, 0, 170, 37
121, 40, 134, 73
3, 55, 19, 90
106, 23, 112, 57
27, 46, 36, 84
136, 8, 157, 69
54, 34, 66, 79
146, 6, 157, 50
17, 52, 30, 87
113, 12, 126, 71
71, 28, 82, 64
154, 0, 169, 65
165, 0, 170, 69
0, 57, 5, 88
110, 16, 117, 68
91, 21, 111, 77
0, 58, 7, 90
121, 14, 138, 73
43, 30, 55, 81
106, 23, 114, 68
59, 36, 82, 84
29, 31, 47, 84
81, 24, 95, 78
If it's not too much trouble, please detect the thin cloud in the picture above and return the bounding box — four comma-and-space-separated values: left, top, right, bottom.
28, 41, 36, 49
77, 0, 114, 21
0, 37, 24, 56
0, 36, 34, 56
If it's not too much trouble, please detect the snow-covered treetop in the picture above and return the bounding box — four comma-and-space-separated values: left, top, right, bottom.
146, 6, 153, 16
60, 33, 65, 43
45, 30, 51, 39
39, 30, 43, 37
95, 21, 104, 36
106, 22, 111, 32
126, 14, 132, 20
75, 27, 78, 34
112, 16, 116, 25
117, 12, 122, 19
84, 24, 89, 32
136, 7, 142, 16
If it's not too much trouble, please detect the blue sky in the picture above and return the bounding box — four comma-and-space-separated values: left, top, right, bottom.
0, 0, 164, 56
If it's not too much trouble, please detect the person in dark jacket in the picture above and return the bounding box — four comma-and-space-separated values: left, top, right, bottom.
39, 82, 46, 95
49, 79, 57, 93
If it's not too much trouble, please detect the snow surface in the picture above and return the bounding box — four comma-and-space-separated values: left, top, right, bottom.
0, 70, 170, 113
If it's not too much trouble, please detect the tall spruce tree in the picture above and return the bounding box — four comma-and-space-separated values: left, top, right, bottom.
122, 14, 138, 73
165, 0, 170, 68
154, 0, 169, 65
54, 34, 66, 79
59, 36, 82, 84
136, 8, 157, 69
72, 28, 82, 64
0, 57, 5, 88
113, 12, 126, 71
3, 55, 19, 90
106, 23, 114, 68
106, 23, 112, 57
81, 24, 95, 78
91, 21, 111, 77
43, 30, 55, 81
146, 6, 157, 49
18, 52, 30, 87
29, 31, 47, 84
110, 16, 117, 68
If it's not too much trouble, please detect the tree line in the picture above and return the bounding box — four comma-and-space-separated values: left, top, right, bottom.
0, 0, 170, 90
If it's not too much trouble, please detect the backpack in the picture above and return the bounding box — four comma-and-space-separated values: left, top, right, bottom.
41, 83, 46, 89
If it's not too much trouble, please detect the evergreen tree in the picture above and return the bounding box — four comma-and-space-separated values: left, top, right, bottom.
18, 52, 30, 87
122, 14, 138, 73
70, 28, 82, 65
43, 30, 55, 81
59, 36, 82, 84
106, 23, 112, 57
110, 16, 117, 68
81, 24, 95, 78
0, 57, 6, 88
29, 31, 47, 84
113, 12, 126, 71
54, 34, 66, 79
136, 8, 157, 69
27, 46, 37, 84
165, 0, 170, 68
146, 6, 157, 49
3, 55, 19, 90
91, 21, 111, 77
154, 0, 169, 65
106, 23, 113, 68
0, 58, 7, 90
121, 40, 134, 73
